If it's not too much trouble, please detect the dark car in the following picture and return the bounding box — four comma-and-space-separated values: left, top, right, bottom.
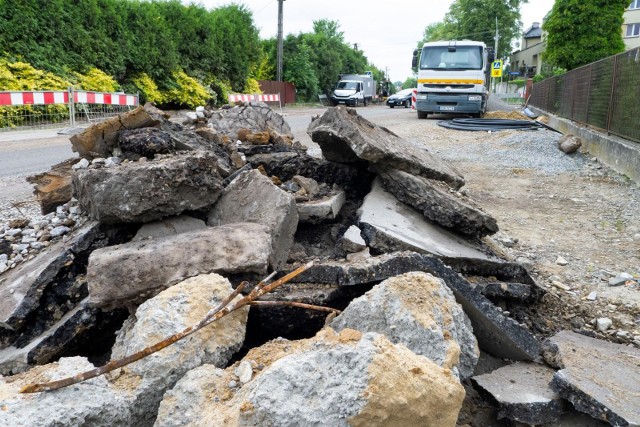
386, 88, 415, 108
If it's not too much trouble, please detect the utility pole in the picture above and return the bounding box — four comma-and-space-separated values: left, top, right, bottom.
493, 16, 499, 93
276, 0, 285, 82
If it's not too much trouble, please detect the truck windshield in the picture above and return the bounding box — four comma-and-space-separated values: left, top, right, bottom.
336, 81, 358, 90
420, 46, 483, 70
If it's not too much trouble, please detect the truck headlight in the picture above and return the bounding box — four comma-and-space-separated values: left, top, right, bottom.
417, 94, 427, 100
468, 95, 482, 101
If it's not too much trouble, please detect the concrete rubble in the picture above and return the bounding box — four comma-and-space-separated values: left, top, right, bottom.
1, 104, 614, 425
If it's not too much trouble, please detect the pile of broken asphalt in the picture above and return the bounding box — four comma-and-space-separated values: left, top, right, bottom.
0, 102, 637, 426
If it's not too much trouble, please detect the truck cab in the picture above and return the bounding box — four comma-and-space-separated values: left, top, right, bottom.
412, 40, 491, 119
330, 72, 376, 107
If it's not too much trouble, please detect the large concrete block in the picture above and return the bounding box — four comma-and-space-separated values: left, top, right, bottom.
155, 329, 465, 427
87, 223, 272, 309
207, 170, 297, 269
543, 330, 640, 426
331, 272, 479, 379
307, 107, 465, 189
378, 168, 498, 237
73, 151, 223, 224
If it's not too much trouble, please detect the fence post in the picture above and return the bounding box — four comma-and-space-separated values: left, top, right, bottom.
606, 54, 619, 134
68, 86, 75, 127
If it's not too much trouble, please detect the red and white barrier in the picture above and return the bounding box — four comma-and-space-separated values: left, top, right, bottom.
412, 89, 417, 110
0, 90, 138, 106
227, 93, 280, 103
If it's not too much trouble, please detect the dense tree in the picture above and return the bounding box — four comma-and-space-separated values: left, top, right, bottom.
417, 0, 527, 59
543, 0, 628, 70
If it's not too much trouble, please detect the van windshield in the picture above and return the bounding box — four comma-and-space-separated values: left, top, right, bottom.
336, 81, 358, 90
420, 46, 483, 70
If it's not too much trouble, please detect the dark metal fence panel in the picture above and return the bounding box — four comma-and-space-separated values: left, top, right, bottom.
257, 80, 296, 105
609, 48, 640, 142
530, 48, 639, 143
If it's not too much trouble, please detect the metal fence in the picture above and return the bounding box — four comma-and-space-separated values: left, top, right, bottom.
0, 88, 139, 132
529, 48, 640, 143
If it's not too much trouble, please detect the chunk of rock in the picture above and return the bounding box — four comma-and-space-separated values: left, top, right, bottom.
132, 214, 206, 241
359, 179, 496, 262
117, 127, 176, 158
341, 225, 367, 253
557, 134, 582, 154
290, 251, 541, 361
542, 330, 640, 426
296, 190, 345, 223
472, 362, 566, 425
73, 151, 223, 224
331, 272, 479, 379
207, 170, 297, 269
307, 107, 464, 189
87, 223, 272, 309
207, 102, 293, 142
155, 328, 465, 427
377, 168, 498, 237
70, 105, 161, 159
111, 273, 248, 426
0, 357, 134, 426
26, 158, 76, 214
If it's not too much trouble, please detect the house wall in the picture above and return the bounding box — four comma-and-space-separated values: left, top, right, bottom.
623, 6, 640, 50
510, 42, 545, 76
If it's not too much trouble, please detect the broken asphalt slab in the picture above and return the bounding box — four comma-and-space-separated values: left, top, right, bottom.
543, 330, 640, 426
307, 106, 465, 189
288, 251, 541, 361
473, 362, 566, 425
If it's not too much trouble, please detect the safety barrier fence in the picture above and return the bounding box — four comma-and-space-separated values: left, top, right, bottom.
0, 87, 139, 131
228, 93, 282, 114
529, 47, 640, 143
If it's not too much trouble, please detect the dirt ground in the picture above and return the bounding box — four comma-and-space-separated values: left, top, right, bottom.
382, 107, 640, 346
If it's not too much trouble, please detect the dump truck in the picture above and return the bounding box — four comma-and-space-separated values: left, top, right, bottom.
330, 72, 376, 107
412, 40, 493, 119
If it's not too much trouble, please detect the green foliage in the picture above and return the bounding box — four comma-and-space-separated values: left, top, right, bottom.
402, 77, 418, 89
162, 71, 212, 109
284, 40, 319, 101
543, 0, 628, 70
417, 0, 527, 59
244, 78, 262, 95
206, 77, 233, 106
131, 73, 165, 105
73, 68, 120, 92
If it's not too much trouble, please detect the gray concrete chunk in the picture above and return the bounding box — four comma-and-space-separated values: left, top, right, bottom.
331, 272, 479, 379
307, 107, 464, 189
358, 179, 496, 262
73, 151, 223, 224
207, 170, 297, 269
87, 223, 272, 309
543, 330, 640, 426
378, 168, 498, 237
296, 191, 345, 223
473, 362, 566, 425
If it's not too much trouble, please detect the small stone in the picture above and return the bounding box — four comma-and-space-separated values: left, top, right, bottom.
555, 256, 568, 266
346, 247, 371, 263
234, 360, 253, 384
616, 331, 630, 339
605, 304, 617, 311
50, 226, 71, 238
72, 158, 90, 170
587, 291, 597, 301
30, 242, 45, 250
596, 318, 613, 332
105, 157, 122, 168
228, 380, 237, 388
551, 281, 571, 291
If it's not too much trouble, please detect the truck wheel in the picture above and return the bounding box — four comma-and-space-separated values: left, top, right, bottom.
417, 111, 428, 119
389, 105, 395, 109
364, 98, 368, 106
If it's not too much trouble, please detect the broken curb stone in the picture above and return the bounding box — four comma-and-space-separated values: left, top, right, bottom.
307, 106, 464, 189
87, 223, 272, 309
473, 362, 566, 425
543, 330, 640, 426
73, 151, 223, 224
207, 169, 297, 269
331, 272, 479, 379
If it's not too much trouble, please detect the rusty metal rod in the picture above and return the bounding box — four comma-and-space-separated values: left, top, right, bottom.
248, 301, 341, 314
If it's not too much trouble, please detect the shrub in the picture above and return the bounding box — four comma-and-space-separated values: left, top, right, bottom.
162, 71, 212, 109
73, 68, 120, 92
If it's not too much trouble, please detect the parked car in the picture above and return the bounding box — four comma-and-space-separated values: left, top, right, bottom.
386, 88, 415, 108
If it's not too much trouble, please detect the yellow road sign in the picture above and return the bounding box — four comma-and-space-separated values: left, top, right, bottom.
491, 60, 503, 78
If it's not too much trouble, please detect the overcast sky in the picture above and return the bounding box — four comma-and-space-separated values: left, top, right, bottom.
190, 0, 555, 83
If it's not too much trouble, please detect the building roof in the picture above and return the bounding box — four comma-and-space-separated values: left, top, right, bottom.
524, 22, 542, 39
